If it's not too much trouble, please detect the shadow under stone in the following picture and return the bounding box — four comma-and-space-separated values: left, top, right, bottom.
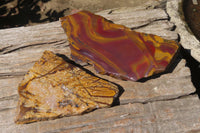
180, 46, 200, 98
56, 53, 124, 106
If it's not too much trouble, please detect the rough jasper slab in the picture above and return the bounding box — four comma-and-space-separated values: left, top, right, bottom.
15, 51, 119, 124
60, 11, 179, 81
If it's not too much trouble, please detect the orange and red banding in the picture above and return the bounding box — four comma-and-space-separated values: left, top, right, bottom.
60, 11, 179, 81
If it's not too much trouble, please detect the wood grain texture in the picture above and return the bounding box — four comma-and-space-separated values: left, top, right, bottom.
0, 1, 197, 132
2, 95, 200, 133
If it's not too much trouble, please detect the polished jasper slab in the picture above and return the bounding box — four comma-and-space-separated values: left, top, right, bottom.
60, 11, 179, 81
15, 51, 119, 124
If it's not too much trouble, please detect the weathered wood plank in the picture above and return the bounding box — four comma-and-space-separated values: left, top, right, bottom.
167, 0, 200, 62
1, 95, 200, 133
0, 5, 177, 55
0, 6, 192, 105
0, 33, 195, 109
86, 59, 195, 104
98, 8, 168, 28
0, 3, 195, 112
0, 59, 195, 112
0, 22, 67, 55
0, 2, 197, 133
135, 20, 178, 40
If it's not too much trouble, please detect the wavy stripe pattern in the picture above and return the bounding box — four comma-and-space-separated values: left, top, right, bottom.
60, 11, 179, 81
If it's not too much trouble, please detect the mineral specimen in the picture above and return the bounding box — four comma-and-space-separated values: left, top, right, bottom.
60, 11, 179, 81
15, 51, 119, 124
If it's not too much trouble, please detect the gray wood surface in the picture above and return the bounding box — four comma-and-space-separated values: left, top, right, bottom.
0, 1, 199, 132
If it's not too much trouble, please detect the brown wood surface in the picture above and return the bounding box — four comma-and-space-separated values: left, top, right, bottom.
0, 1, 199, 133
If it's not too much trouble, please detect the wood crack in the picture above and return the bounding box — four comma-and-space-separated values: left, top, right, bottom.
0, 72, 25, 79
132, 19, 169, 30
0, 94, 18, 101
0, 40, 68, 55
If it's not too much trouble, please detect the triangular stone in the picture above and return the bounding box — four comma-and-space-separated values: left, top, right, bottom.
15, 51, 119, 124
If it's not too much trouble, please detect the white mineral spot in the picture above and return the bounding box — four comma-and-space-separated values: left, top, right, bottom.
120, 113, 130, 118
61, 85, 69, 91
154, 87, 158, 91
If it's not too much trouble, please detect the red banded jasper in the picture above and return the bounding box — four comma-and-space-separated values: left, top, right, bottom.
60, 11, 179, 81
